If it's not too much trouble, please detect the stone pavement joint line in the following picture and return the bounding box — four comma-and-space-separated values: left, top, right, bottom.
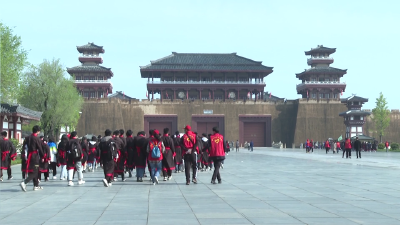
1, 147, 399, 225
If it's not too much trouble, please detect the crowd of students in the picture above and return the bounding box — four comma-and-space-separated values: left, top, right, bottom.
0, 124, 227, 191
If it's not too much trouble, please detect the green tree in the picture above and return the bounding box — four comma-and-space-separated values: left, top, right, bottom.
0, 23, 28, 102
18, 59, 83, 138
372, 92, 390, 144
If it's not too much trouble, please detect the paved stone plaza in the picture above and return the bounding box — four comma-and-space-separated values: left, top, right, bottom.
1, 148, 399, 225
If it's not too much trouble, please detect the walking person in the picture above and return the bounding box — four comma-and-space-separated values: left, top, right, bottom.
173, 131, 183, 173
112, 130, 125, 181
209, 127, 226, 184
385, 141, 389, 152
20, 125, 44, 192
80, 137, 89, 173
235, 140, 239, 152
0, 131, 16, 181
250, 140, 254, 152
354, 137, 362, 159
48, 137, 58, 180
87, 136, 98, 172
344, 138, 352, 159
99, 129, 116, 187
125, 130, 135, 177
147, 129, 165, 185
201, 133, 210, 171
57, 135, 68, 180
134, 131, 148, 182
66, 131, 85, 186
306, 139, 310, 153
161, 128, 175, 181
325, 140, 330, 154
180, 125, 198, 185
38, 136, 50, 182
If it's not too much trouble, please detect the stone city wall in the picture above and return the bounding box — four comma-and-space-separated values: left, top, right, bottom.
76, 98, 400, 147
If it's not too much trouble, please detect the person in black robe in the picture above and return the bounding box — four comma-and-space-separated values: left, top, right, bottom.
112, 130, 125, 181
161, 128, 175, 181
20, 125, 44, 191
126, 130, 135, 178
81, 137, 89, 173
38, 136, 50, 182
118, 129, 128, 178
67, 131, 85, 186
194, 132, 203, 171
173, 131, 183, 173
201, 133, 210, 171
134, 131, 148, 182
1, 131, 16, 181
87, 136, 98, 172
57, 135, 68, 180
99, 129, 114, 187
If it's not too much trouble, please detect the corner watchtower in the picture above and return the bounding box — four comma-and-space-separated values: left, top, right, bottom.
296, 45, 347, 100
67, 42, 113, 98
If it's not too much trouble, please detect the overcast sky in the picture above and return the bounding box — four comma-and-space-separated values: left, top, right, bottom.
2, 0, 399, 110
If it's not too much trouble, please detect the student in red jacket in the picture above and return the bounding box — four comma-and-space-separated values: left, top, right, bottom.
344, 138, 352, 159
208, 127, 226, 184
325, 140, 330, 154
180, 125, 198, 185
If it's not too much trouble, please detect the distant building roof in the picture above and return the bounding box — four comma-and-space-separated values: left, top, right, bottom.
350, 134, 375, 141
67, 65, 113, 76
77, 42, 105, 53
340, 95, 369, 103
296, 67, 347, 78
339, 110, 371, 117
140, 52, 273, 77
305, 45, 336, 55
1, 103, 42, 121
108, 91, 136, 100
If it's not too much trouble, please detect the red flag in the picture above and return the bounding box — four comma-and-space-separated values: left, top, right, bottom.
146, 91, 148, 98
341, 90, 343, 96
269, 92, 272, 98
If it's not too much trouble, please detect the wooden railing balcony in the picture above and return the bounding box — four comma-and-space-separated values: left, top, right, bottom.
148, 80, 265, 84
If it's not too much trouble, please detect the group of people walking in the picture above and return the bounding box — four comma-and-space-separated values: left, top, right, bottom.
0, 124, 227, 191
304, 137, 364, 159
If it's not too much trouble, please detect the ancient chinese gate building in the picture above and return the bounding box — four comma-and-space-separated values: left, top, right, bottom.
67, 43, 113, 98
141, 52, 273, 101
139, 52, 273, 146
296, 45, 347, 100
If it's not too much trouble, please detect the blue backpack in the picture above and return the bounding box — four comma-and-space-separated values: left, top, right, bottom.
151, 143, 161, 159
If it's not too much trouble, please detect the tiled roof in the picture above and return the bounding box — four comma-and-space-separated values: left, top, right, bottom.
108, 91, 136, 100
341, 95, 369, 103
296, 67, 347, 77
1, 103, 42, 120
305, 45, 336, 55
140, 52, 273, 75
77, 42, 105, 53
67, 65, 113, 76
339, 110, 371, 116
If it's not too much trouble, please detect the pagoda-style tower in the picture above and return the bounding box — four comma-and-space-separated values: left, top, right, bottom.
140, 52, 273, 101
339, 95, 371, 138
67, 43, 113, 98
296, 45, 347, 100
